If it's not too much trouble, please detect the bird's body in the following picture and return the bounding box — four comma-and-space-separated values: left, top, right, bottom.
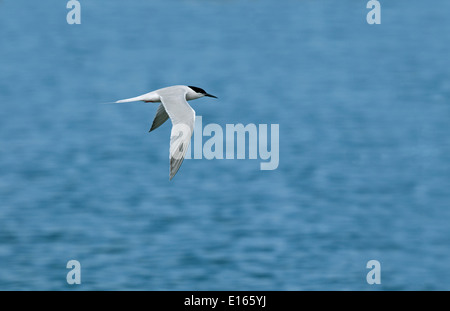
114, 85, 217, 180
115, 85, 204, 103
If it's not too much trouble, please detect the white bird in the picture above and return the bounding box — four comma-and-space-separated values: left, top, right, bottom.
114, 85, 217, 180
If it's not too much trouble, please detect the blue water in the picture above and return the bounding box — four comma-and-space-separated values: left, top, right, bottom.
1, 0, 450, 290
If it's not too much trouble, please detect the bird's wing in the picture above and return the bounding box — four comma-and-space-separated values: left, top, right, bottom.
149, 103, 170, 132
159, 91, 195, 180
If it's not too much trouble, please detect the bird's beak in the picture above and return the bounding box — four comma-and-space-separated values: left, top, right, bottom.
205, 93, 218, 99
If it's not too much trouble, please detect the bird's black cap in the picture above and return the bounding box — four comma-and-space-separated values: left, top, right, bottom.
188, 86, 217, 98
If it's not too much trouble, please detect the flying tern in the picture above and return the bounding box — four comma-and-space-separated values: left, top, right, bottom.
114, 85, 217, 180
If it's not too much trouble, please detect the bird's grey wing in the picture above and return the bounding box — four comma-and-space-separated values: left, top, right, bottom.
149, 103, 169, 132
159, 91, 195, 180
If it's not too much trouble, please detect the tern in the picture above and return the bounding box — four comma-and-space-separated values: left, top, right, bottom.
114, 85, 217, 180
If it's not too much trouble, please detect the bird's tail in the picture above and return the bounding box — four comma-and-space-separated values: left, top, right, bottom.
114, 94, 148, 103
